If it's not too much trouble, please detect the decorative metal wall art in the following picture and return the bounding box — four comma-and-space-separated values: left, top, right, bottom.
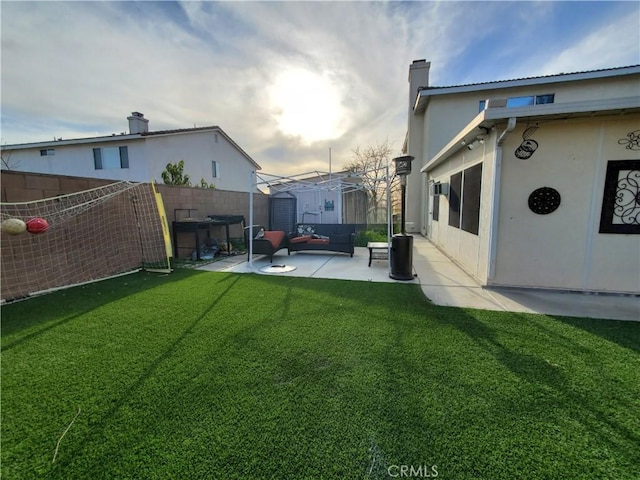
515, 125, 540, 160
528, 187, 561, 215
599, 160, 640, 234
618, 130, 640, 151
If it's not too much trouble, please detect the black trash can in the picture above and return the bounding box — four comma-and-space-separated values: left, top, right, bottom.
390, 234, 413, 281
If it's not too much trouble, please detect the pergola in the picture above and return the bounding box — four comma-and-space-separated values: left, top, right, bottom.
247, 166, 393, 269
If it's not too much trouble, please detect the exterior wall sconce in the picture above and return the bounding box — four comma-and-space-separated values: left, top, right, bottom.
393, 155, 414, 177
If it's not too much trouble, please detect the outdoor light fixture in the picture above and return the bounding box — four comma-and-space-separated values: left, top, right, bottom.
393, 155, 414, 177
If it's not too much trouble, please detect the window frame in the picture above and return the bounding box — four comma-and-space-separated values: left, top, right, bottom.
599, 159, 640, 234
461, 163, 482, 235
93, 146, 129, 170
447, 163, 483, 235
432, 184, 440, 222
448, 172, 462, 228
480, 93, 555, 112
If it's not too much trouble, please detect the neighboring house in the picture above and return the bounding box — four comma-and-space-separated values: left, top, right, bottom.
404, 60, 640, 294
0, 112, 261, 192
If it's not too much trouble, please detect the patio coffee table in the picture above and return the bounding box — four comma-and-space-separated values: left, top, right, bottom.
367, 242, 389, 267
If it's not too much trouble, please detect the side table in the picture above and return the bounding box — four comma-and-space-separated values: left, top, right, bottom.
367, 242, 389, 267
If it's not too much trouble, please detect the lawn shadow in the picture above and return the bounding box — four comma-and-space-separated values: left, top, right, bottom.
239, 271, 428, 315
1, 269, 207, 344
433, 306, 640, 468
550, 315, 640, 353
52, 274, 242, 473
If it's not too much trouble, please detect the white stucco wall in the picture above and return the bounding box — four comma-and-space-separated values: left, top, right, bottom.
493, 114, 640, 293
407, 70, 640, 235
144, 131, 256, 192
3, 139, 149, 181
426, 139, 495, 282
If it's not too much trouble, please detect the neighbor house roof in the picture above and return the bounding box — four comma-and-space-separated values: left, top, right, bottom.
1, 125, 261, 170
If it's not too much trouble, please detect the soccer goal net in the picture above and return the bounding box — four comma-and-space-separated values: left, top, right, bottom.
0, 181, 171, 302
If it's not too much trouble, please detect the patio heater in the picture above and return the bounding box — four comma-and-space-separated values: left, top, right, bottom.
390, 155, 414, 281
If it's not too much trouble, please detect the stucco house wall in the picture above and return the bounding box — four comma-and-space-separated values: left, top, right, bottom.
494, 114, 640, 293
409, 67, 640, 235
426, 137, 496, 282
1, 114, 260, 193
143, 130, 255, 191
3, 138, 150, 182
407, 62, 640, 293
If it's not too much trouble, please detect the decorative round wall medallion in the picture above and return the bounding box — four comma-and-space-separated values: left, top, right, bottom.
528, 187, 561, 215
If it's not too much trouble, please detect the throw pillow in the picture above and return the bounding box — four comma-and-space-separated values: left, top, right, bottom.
297, 225, 315, 235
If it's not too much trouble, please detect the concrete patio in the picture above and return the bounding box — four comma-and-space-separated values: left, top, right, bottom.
197, 235, 639, 321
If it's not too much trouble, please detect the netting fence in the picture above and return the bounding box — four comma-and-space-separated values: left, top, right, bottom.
1, 181, 170, 302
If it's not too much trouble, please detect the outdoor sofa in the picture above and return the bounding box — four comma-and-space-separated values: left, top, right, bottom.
244, 225, 287, 263
288, 224, 356, 257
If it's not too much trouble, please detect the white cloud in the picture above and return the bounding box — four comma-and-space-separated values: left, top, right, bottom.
537, 14, 640, 75
1, 1, 638, 176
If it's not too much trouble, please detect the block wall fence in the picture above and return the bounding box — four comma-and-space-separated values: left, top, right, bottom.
1, 171, 269, 261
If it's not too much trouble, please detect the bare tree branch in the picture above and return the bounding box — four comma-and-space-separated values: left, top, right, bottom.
342, 140, 396, 223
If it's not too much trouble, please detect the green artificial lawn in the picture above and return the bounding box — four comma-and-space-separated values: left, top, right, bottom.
2, 270, 639, 479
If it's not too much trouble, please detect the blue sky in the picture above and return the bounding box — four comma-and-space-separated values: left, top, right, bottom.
1, 1, 639, 175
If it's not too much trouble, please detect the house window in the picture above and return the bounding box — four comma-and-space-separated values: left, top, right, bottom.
448, 164, 483, 235
93, 146, 129, 170
432, 188, 440, 221
481, 94, 554, 111
599, 159, 640, 234
212, 161, 219, 178
449, 172, 462, 228
535, 94, 555, 104
506, 96, 535, 108
461, 163, 482, 235
40, 149, 55, 156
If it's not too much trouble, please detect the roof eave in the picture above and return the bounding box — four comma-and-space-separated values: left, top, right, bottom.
414, 65, 640, 114
421, 96, 640, 173
1, 134, 142, 150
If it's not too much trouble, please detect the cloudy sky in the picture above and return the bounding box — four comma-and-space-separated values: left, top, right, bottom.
2, 1, 639, 175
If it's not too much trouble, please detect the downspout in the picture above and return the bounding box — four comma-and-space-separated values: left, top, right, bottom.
487, 117, 516, 281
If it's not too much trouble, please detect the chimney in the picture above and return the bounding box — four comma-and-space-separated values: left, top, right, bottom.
127, 111, 149, 134
408, 59, 430, 110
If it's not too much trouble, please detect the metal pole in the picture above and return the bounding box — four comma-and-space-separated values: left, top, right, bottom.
386, 164, 391, 272
400, 176, 407, 235
249, 170, 254, 267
